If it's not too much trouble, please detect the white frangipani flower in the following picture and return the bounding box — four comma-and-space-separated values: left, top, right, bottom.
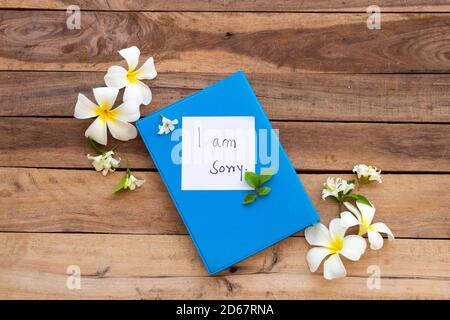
340, 201, 394, 250
87, 151, 120, 176
124, 174, 145, 190
74, 87, 140, 145
104, 46, 157, 106
158, 116, 178, 135
322, 177, 355, 200
353, 164, 382, 183
305, 218, 366, 280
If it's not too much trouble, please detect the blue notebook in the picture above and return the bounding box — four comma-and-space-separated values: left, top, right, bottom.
136, 71, 319, 274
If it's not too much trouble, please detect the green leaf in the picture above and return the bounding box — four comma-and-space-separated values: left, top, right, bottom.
244, 172, 259, 189
243, 193, 257, 204
112, 179, 126, 193
347, 194, 372, 206
112, 170, 129, 193
259, 167, 275, 185
257, 186, 271, 196
87, 138, 104, 154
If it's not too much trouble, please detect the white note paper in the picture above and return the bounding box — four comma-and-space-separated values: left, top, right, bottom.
181, 116, 255, 190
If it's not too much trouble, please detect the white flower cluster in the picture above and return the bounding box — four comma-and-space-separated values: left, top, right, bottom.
306, 164, 393, 280
87, 151, 120, 176
321, 177, 355, 200
75, 46, 155, 192
123, 174, 146, 191
75, 46, 157, 146
353, 164, 382, 183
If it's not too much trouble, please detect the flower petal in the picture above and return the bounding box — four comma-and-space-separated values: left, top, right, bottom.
106, 118, 137, 141
93, 87, 119, 108
329, 218, 347, 241
110, 101, 140, 122
356, 201, 376, 226
134, 178, 145, 187
371, 222, 395, 240
104, 66, 128, 89
368, 229, 384, 250
323, 254, 346, 280
340, 211, 361, 228
74, 93, 98, 119
305, 223, 332, 247
306, 247, 332, 272
136, 57, 157, 80
321, 189, 333, 200
124, 81, 152, 105
343, 201, 362, 222
119, 46, 140, 71
340, 235, 366, 261
85, 117, 107, 145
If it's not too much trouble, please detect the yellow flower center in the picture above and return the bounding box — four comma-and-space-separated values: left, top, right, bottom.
358, 218, 373, 235
126, 69, 140, 84
329, 238, 343, 254
95, 103, 117, 123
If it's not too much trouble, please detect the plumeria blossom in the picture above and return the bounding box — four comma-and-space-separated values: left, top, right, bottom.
305, 218, 366, 280
87, 151, 120, 176
158, 116, 178, 135
74, 87, 140, 145
322, 177, 355, 200
104, 46, 157, 106
353, 164, 382, 183
340, 201, 394, 250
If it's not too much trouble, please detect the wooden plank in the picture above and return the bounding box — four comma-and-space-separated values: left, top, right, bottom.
0, 169, 448, 238
1, 72, 450, 122
1, 11, 450, 73
0, 234, 448, 299
1, 0, 450, 12
0, 118, 448, 171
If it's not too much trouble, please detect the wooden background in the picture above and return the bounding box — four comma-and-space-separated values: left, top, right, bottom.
0, 1, 449, 299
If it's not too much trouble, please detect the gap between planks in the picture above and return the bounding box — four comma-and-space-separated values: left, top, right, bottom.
1, 0, 450, 12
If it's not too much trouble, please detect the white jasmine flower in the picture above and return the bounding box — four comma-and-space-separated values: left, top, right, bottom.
113, 168, 146, 193
74, 87, 140, 145
322, 177, 355, 200
87, 151, 120, 176
124, 174, 146, 190
353, 164, 382, 183
158, 116, 178, 135
340, 201, 394, 250
305, 218, 366, 280
104, 46, 157, 106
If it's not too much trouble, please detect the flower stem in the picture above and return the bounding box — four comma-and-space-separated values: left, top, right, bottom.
87, 138, 104, 154
111, 144, 120, 152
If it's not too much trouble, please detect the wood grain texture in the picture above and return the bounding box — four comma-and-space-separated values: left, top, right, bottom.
1, 11, 450, 73
2, 0, 450, 12
0, 233, 448, 299
1, 72, 450, 122
0, 118, 448, 171
0, 169, 448, 238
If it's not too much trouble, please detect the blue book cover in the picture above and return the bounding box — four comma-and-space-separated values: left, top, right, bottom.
136, 71, 319, 274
